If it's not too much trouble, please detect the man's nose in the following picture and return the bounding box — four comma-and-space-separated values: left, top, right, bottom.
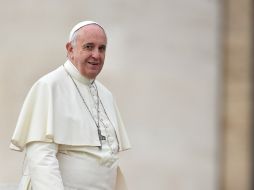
91, 49, 100, 59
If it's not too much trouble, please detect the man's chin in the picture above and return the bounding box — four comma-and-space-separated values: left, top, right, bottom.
82, 71, 100, 79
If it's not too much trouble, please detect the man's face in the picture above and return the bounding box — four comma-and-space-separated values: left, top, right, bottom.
66, 24, 107, 79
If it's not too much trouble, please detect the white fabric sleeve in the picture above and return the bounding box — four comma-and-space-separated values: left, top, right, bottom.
26, 142, 64, 190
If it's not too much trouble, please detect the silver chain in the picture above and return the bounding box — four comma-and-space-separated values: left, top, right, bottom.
63, 65, 106, 148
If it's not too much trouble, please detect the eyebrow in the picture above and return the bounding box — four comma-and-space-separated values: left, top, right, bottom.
99, 44, 106, 48
82, 42, 94, 46
82, 43, 106, 48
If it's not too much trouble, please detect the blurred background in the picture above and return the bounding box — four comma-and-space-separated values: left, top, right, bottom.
0, 0, 252, 190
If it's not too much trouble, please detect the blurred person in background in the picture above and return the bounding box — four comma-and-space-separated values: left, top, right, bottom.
10, 21, 131, 190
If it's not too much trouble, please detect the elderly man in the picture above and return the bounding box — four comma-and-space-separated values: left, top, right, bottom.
10, 21, 131, 190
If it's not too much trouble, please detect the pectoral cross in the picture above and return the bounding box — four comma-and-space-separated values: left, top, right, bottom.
98, 128, 106, 141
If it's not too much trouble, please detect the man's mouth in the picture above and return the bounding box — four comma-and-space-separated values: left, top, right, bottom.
88, 62, 99, 65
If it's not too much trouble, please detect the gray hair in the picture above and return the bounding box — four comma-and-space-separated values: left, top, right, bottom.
70, 30, 79, 47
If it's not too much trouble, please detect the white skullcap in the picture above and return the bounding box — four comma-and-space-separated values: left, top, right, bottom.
68, 21, 104, 42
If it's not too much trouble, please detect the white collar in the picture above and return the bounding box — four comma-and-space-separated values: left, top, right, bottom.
64, 60, 94, 85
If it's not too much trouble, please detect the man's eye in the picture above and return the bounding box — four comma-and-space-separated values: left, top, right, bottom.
84, 44, 93, 50
99, 46, 106, 52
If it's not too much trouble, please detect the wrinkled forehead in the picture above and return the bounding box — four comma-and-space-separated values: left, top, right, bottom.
69, 21, 105, 42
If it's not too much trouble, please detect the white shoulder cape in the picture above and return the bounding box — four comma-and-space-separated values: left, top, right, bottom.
10, 63, 131, 152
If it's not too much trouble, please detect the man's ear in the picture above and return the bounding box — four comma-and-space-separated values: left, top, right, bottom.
66, 42, 73, 53
66, 42, 74, 59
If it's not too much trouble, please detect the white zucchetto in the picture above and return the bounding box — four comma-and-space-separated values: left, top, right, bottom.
68, 21, 104, 42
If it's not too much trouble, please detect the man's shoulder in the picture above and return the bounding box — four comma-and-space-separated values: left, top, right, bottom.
95, 81, 113, 97
27, 65, 67, 93
37, 65, 66, 85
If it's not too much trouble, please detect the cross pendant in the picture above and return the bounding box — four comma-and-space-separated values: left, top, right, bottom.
98, 129, 106, 141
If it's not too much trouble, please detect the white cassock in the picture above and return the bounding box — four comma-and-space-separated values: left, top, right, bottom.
10, 60, 131, 190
